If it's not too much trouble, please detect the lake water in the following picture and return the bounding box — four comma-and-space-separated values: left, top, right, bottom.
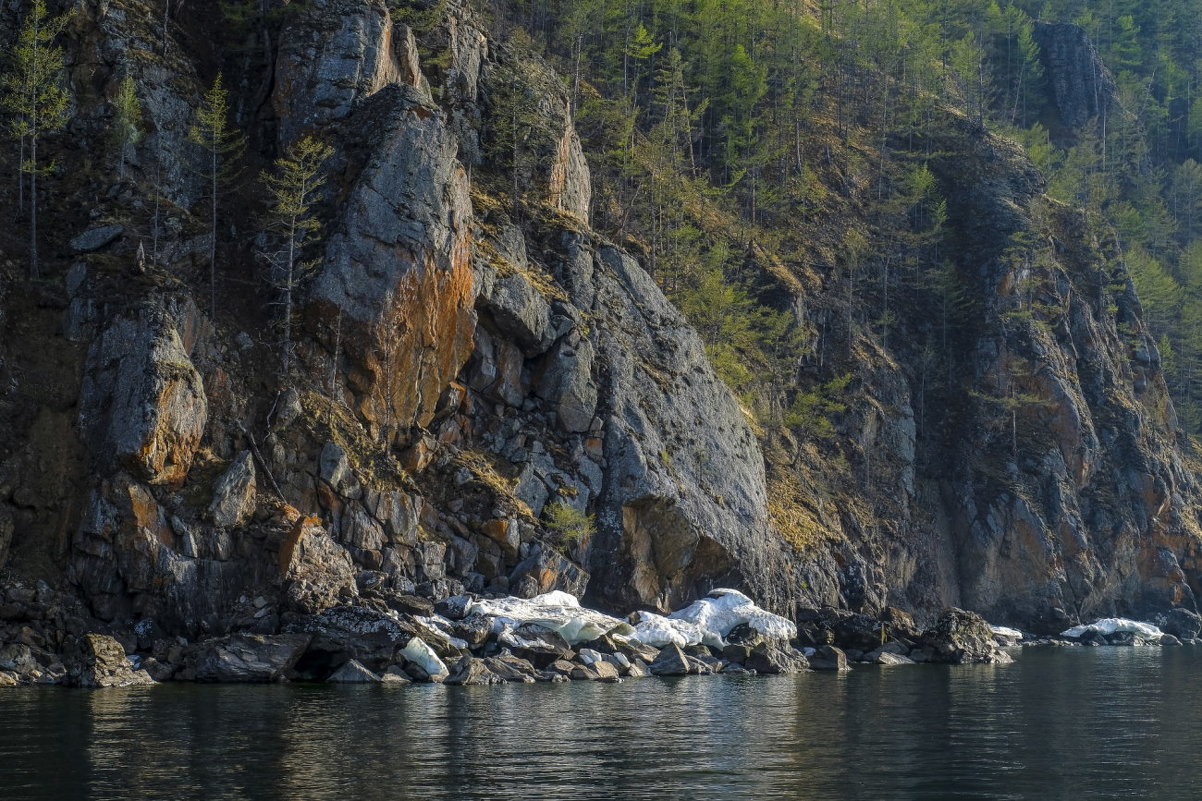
1, 647, 1198, 800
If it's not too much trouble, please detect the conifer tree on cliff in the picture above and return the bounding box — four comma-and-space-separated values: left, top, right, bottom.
111, 74, 142, 179
0, 0, 73, 279
259, 135, 333, 377
188, 72, 245, 319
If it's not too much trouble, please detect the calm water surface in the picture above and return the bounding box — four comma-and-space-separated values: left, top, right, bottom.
2, 647, 1199, 800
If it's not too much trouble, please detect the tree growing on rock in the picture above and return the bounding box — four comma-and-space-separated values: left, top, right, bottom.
188, 72, 245, 318
0, 0, 74, 279
259, 134, 333, 377
111, 74, 142, 179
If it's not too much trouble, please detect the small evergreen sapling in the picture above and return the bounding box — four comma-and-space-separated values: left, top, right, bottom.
188, 72, 245, 318
259, 134, 334, 377
112, 74, 142, 179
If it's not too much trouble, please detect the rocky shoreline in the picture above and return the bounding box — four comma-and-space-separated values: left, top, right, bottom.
3, 578, 1199, 689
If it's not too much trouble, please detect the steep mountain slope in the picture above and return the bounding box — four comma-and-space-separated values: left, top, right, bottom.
0, 0, 1198, 643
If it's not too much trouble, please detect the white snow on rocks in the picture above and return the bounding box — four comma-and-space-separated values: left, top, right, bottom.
990, 625, 1024, 639
466, 588, 792, 649
414, 616, 469, 650
668, 589, 797, 646
465, 592, 631, 645
631, 611, 704, 648
1061, 618, 1163, 639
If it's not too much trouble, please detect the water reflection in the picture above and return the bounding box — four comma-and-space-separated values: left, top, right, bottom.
1, 648, 1197, 800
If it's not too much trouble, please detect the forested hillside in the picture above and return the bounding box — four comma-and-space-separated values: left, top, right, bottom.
485, 0, 1202, 432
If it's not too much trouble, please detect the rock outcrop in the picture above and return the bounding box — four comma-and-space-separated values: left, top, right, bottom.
68, 633, 154, 688
186, 633, 312, 682
79, 305, 207, 486
917, 609, 1014, 665
1033, 22, 1118, 138
307, 82, 475, 443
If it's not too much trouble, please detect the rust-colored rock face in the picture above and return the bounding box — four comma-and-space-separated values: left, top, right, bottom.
347, 240, 475, 436
309, 85, 475, 444
548, 114, 592, 223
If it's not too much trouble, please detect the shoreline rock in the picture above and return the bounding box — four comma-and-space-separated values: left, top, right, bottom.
3, 579, 1199, 689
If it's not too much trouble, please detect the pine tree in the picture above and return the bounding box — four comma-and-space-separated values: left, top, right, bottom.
259, 135, 333, 377
0, 0, 74, 279
188, 72, 245, 318
112, 74, 142, 179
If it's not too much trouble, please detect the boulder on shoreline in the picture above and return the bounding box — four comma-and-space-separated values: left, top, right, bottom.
186, 633, 312, 682
327, 659, 381, 683
68, 634, 154, 688
807, 645, 849, 672
46, 589, 1202, 691
918, 609, 1013, 665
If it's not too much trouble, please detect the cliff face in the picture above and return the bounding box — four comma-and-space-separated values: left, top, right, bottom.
0, 0, 1199, 643
1033, 22, 1118, 144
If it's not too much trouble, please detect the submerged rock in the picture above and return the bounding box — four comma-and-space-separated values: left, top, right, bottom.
446, 656, 505, 686
484, 654, 538, 683
744, 643, 808, 674
381, 665, 412, 684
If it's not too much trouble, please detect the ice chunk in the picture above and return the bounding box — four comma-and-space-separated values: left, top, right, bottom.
1061, 618, 1163, 639
666, 588, 797, 647
400, 637, 447, 677
990, 625, 1024, 639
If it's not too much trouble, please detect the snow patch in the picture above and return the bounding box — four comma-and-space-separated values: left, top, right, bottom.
631, 611, 704, 648
1061, 618, 1163, 639
667, 589, 797, 646
465, 593, 627, 645
463, 589, 793, 649
990, 625, 1024, 639
415, 616, 469, 650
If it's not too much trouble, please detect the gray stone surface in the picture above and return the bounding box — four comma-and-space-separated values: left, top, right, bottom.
648, 644, 691, 676
70, 224, 124, 253
79, 305, 207, 485
189, 633, 312, 682
307, 82, 475, 435
920, 609, 1014, 665
274, 0, 429, 147
209, 452, 256, 528
327, 659, 381, 683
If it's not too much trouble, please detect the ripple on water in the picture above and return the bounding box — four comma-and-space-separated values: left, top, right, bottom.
0, 647, 1198, 800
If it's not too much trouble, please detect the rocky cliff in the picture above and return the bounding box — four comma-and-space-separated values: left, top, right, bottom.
0, 0, 1199, 657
